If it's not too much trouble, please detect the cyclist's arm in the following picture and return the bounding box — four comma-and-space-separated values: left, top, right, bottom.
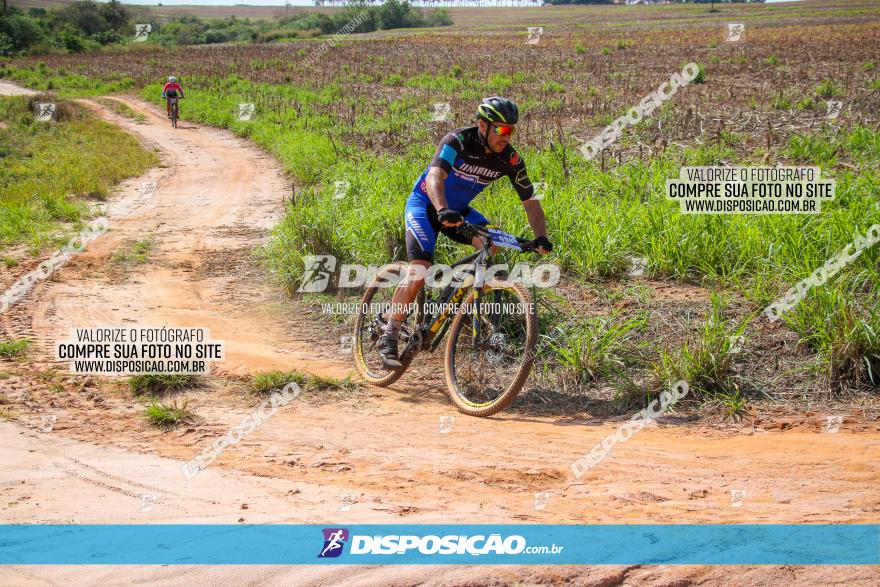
522, 198, 547, 239
426, 132, 463, 211
426, 166, 450, 211
506, 148, 549, 243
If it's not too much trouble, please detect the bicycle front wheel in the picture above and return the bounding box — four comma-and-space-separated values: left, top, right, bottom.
444, 281, 537, 417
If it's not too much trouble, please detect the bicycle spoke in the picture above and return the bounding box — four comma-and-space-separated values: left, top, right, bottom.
448, 287, 532, 409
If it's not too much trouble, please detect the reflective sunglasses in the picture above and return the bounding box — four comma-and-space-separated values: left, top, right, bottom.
492, 124, 516, 137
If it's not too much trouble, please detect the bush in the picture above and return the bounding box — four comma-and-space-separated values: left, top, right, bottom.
0, 12, 45, 55
144, 399, 193, 428
3, 0, 451, 55
60, 31, 88, 53
427, 8, 453, 27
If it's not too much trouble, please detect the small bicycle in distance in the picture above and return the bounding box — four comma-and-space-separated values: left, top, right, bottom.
168, 95, 179, 129
353, 222, 542, 417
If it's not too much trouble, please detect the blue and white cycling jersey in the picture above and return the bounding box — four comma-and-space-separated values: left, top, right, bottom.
410, 126, 535, 210
404, 126, 536, 261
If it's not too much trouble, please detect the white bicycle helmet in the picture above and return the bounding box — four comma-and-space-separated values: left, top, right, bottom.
168, 76, 176, 83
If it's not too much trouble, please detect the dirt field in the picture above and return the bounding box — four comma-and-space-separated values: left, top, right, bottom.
1, 91, 879, 584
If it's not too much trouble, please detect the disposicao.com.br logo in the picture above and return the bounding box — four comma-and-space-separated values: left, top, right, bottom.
318, 528, 563, 558
298, 255, 560, 293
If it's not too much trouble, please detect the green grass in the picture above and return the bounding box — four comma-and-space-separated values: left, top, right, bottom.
814, 80, 842, 99
651, 294, 754, 401
250, 369, 308, 394
17, 60, 878, 402
307, 372, 357, 391
144, 399, 193, 428
0, 339, 30, 357
0, 96, 159, 252
99, 98, 148, 123
251, 368, 356, 393
111, 237, 156, 266
0, 64, 134, 99
782, 283, 880, 389
128, 374, 199, 395
546, 311, 647, 383
796, 96, 815, 111
772, 94, 792, 110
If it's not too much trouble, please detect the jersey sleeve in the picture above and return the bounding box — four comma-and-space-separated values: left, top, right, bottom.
505, 148, 535, 201
428, 132, 464, 173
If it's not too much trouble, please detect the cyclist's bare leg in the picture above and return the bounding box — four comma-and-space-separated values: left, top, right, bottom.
388, 236, 493, 324
378, 260, 429, 367
388, 260, 430, 326
388, 238, 494, 325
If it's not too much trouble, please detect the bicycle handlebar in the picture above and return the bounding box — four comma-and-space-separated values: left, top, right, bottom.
455, 221, 539, 253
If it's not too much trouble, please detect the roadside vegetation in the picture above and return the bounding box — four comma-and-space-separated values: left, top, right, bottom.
0, 95, 158, 253
0, 338, 30, 357
250, 369, 308, 394
129, 374, 200, 395
144, 398, 193, 428
0, 0, 451, 56
250, 369, 358, 394
111, 237, 156, 267
128, 75, 878, 396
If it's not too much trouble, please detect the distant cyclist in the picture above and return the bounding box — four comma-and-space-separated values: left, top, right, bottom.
161, 76, 184, 119
378, 96, 552, 368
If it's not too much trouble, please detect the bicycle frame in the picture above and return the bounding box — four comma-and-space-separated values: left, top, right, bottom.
401, 226, 499, 358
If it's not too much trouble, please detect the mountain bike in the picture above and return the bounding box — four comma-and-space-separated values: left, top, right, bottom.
353, 222, 540, 417
168, 96, 179, 129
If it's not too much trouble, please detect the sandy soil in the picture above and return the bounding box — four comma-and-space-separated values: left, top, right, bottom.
1, 94, 879, 585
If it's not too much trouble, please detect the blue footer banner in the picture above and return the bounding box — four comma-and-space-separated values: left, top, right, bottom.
1, 524, 878, 565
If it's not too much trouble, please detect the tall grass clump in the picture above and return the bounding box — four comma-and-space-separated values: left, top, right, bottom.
546, 310, 647, 384
652, 295, 753, 402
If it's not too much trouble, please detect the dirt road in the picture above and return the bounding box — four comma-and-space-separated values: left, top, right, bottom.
0, 82, 38, 96
1, 94, 878, 585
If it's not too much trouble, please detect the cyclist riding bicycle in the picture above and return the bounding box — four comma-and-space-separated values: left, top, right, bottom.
161, 76, 185, 119
378, 96, 552, 368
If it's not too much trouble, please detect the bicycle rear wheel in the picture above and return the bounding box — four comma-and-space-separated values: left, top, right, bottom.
353, 262, 418, 386
444, 281, 537, 417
